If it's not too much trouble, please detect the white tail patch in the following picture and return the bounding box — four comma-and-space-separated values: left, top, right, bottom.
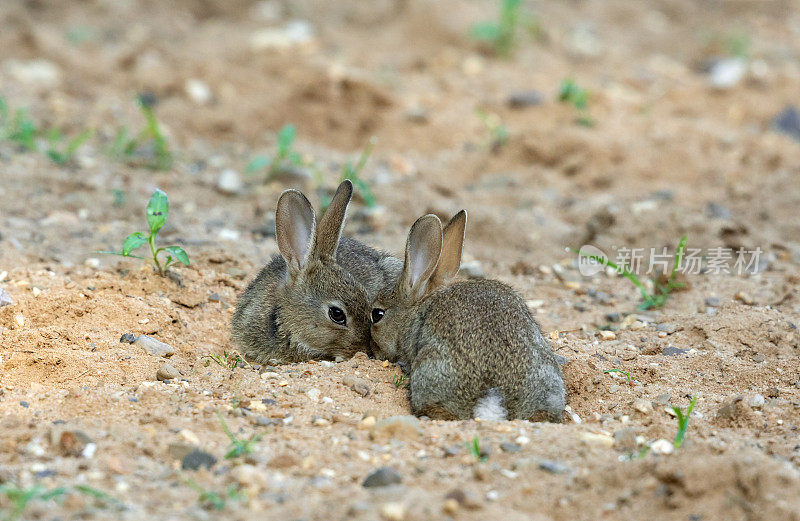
473, 388, 507, 421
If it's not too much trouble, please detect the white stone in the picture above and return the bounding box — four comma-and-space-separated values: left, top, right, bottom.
185, 79, 212, 105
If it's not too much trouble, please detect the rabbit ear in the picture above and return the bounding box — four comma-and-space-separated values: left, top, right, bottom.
276, 189, 317, 272
430, 210, 467, 289
313, 180, 352, 260
401, 214, 443, 300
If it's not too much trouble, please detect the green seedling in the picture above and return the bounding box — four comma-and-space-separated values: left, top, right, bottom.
576, 235, 688, 310
0, 484, 118, 521
246, 124, 305, 180
476, 109, 509, 152
203, 351, 246, 370
218, 411, 263, 459
725, 32, 750, 59
470, 0, 539, 56
339, 137, 377, 207
186, 480, 244, 511
46, 128, 92, 165
392, 374, 409, 389
558, 78, 594, 127
468, 436, 487, 462
671, 395, 697, 448
603, 368, 637, 384
109, 96, 172, 170
101, 189, 189, 275
0, 101, 38, 151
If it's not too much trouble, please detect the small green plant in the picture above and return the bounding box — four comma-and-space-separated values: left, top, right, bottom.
46, 128, 92, 165
603, 368, 637, 384
109, 95, 172, 170
724, 32, 750, 59
0, 97, 38, 152
186, 480, 244, 511
339, 137, 377, 207
558, 78, 594, 127
0, 484, 118, 521
671, 395, 697, 448
204, 351, 246, 370
246, 124, 305, 180
392, 374, 409, 389
218, 411, 263, 459
475, 109, 509, 152
577, 235, 688, 310
468, 436, 487, 462
101, 189, 189, 275
470, 0, 539, 56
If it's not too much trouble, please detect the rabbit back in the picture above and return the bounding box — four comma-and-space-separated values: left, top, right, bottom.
405, 279, 565, 421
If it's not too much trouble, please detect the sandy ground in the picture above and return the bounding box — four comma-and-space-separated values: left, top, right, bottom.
2, 0, 800, 519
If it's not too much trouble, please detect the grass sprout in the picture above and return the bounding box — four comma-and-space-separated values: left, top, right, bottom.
339, 137, 377, 207
392, 374, 409, 389
186, 480, 244, 511
0, 484, 119, 521
603, 368, 637, 384
576, 235, 688, 310
470, 0, 539, 56
46, 128, 93, 165
218, 411, 263, 460
671, 395, 698, 448
246, 124, 305, 180
558, 78, 594, 127
468, 436, 487, 462
109, 95, 172, 170
203, 351, 247, 370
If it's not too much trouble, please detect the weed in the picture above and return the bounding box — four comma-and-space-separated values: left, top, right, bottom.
203, 351, 246, 370
468, 436, 487, 462
218, 411, 263, 459
109, 96, 172, 170
470, 0, 539, 56
0, 99, 38, 152
671, 395, 697, 448
0, 484, 118, 521
186, 480, 244, 511
603, 368, 637, 384
101, 189, 189, 275
576, 235, 688, 310
558, 78, 594, 127
339, 137, 377, 207
475, 109, 509, 152
246, 124, 305, 180
46, 128, 93, 165
110, 189, 126, 207
392, 374, 409, 389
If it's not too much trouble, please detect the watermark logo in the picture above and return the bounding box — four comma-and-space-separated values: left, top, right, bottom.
577, 244, 608, 276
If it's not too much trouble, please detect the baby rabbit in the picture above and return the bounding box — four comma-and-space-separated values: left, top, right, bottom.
370, 211, 566, 421
232, 180, 401, 365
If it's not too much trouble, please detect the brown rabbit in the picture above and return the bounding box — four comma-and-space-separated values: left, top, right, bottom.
232, 180, 401, 364
369, 211, 566, 421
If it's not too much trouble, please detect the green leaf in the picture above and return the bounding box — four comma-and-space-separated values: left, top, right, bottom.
245, 155, 270, 174
146, 189, 169, 235
122, 232, 147, 255
277, 124, 296, 152
470, 22, 500, 42
165, 246, 190, 265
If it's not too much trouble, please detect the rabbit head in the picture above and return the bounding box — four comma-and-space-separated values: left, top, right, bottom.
370, 211, 467, 363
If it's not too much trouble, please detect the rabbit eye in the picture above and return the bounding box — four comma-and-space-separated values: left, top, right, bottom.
328, 306, 347, 326
371, 308, 385, 324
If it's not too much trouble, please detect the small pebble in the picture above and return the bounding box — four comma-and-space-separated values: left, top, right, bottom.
134, 335, 175, 357
748, 394, 765, 409
599, 330, 616, 341
507, 90, 544, 109
362, 467, 402, 488
380, 502, 405, 521
156, 363, 181, 381
216, 169, 244, 195
181, 449, 217, 471
704, 296, 720, 307
650, 439, 674, 455
342, 374, 370, 397
499, 442, 521, 454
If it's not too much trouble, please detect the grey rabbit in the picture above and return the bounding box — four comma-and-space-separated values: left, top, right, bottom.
232, 180, 401, 364
369, 211, 566, 421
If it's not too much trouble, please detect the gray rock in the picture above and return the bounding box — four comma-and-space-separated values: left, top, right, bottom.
499, 442, 521, 454
0, 288, 13, 307
772, 105, 800, 141
662, 346, 689, 356
362, 466, 402, 488
705, 202, 732, 219
656, 393, 671, 405
507, 90, 544, 109
748, 394, 765, 409
605, 313, 621, 323
342, 374, 370, 397
182, 449, 217, 470
752, 353, 766, 363
704, 296, 720, 307
444, 488, 482, 510
656, 323, 677, 334
119, 333, 137, 344
613, 428, 637, 452
134, 335, 175, 357
443, 445, 461, 457
216, 169, 244, 195
156, 363, 181, 381
537, 459, 570, 474
555, 354, 569, 366
370, 416, 421, 442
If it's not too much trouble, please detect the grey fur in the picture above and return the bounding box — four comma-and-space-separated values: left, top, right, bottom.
231, 181, 400, 365
371, 213, 566, 422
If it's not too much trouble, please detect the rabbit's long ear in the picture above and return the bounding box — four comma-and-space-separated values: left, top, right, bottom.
313, 180, 352, 260
430, 210, 467, 290
401, 214, 443, 301
276, 189, 316, 273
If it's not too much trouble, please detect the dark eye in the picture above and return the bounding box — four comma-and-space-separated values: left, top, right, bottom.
328, 306, 347, 326
371, 308, 385, 324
